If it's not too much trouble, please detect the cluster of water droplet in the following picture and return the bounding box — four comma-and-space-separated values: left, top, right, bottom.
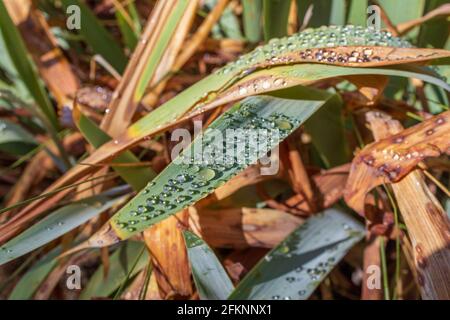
112, 98, 300, 234
216, 25, 412, 76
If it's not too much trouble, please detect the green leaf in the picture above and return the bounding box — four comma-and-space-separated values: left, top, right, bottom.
296, 0, 333, 28
8, 248, 60, 300
80, 241, 148, 299
378, 0, 425, 39
60, 0, 127, 73
21, 26, 450, 225
263, 0, 291, 40
270, 86, 349, 167
116, 8, 139, 51
329, 0, 346, 26
0, 193, 126, 266
132, 0, 192, 101
183, 231, 234, 300
242, 0, 263, 43
0, 1, 58, 127
75, 112, 156, 190
107, 94, 331, 241
228, 208, 365, 300
418, 0, 450, 48
0, 119, 37, 156
347, 0, 368, 26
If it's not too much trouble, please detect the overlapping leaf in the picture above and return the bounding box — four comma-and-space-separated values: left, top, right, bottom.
0, 119, 37, 156
344, 110, 450, 215
228, 208, 365, 300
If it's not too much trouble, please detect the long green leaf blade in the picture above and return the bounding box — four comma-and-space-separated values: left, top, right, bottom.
60, 0, 127, 73
228, 208, 365, 300
183, 231, 234, 300
347, 0, 368, 26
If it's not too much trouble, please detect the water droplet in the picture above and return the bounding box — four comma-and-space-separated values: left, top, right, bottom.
198, 168, 216, 181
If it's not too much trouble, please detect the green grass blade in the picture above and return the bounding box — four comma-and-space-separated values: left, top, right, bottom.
132, 0, 191, 101
304, 93, 348, 167
0, 1, 58, 127
75, 112, 156, 190
183, 231, 234, 300
8, 247, 60, 300
17, 26, 450, 220
270, 86, 348, 167
242, 0, 263, 43
296, 0, 333, 28
228, 208, 365, 300
80, 241, 149, 299
0, 119, 37, 156
0, 193, 126, 266
347, 0, 368, 26
263, 0, 291, 40
104, 94, 332, 242
60, 0, 127, 73
125, 26, 426, 144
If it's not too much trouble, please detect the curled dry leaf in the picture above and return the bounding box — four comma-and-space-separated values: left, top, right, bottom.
344, 110, 450, 215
